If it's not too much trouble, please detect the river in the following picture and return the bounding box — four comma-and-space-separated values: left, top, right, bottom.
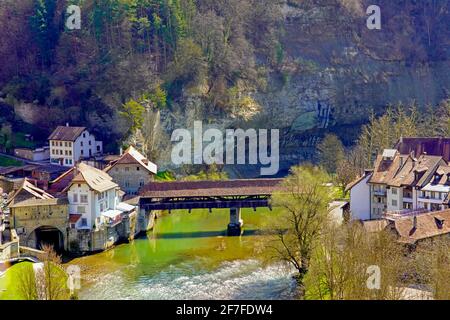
68, 208, 297, 300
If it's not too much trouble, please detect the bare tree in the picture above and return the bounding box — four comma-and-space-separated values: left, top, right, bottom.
270, 165, 332, 299
306, 223, 408, 300
16, 263, 38, 300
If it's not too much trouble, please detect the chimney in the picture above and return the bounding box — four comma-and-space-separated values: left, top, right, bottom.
66, 122, 69, 127
119, 147, 123, 156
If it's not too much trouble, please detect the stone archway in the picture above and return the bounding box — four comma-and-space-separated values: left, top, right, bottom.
27, 226, 65, 253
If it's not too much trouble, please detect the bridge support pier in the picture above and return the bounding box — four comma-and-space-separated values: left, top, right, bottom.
227, 208, 243, 236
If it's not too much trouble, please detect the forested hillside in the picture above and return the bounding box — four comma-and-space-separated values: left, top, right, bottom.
0, 0, 449, 174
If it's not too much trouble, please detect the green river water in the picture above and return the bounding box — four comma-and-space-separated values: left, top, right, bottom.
0, 208, 296, 300
71, 208, 296, 300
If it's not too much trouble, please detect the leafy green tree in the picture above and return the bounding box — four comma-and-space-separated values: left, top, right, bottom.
120, 98, 146, 134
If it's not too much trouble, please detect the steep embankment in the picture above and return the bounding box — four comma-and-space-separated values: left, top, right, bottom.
0, 0, 448, 174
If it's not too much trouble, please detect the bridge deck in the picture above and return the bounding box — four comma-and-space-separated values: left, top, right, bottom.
140, 179, 284, 198
139, 179, 284, 211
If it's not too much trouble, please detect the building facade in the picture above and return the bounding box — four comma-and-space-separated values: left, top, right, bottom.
347, 138, 450, 221
49, 125, 103, 167
104, 146, 157, 195
7, 180, 69, 251
64, 163, 121, 230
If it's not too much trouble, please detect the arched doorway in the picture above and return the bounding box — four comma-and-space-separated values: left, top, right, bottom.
28, 226, 65, 252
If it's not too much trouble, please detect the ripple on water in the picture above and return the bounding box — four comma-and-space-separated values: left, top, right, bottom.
81, 259, 297, 300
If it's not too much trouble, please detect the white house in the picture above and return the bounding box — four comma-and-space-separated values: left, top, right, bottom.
63, 163, 122, 230
48, 125, 103, 167
346, 171, 372, 221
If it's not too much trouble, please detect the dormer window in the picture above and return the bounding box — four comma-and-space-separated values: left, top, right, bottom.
435, 216, 445, 229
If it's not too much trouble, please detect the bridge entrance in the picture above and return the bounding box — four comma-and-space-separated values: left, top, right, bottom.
31, 226, 65, 252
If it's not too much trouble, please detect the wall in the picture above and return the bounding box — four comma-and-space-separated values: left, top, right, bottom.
67, 183, 94, 229
49, 140, 75, 166
350, 175, 371, 221
0, 230, 19, 260
11, 203, 68, 250
73, 130, 102, 162
108, 164, 152, 195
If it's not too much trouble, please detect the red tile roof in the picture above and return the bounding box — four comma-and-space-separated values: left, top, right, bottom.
69, 214, 82, 223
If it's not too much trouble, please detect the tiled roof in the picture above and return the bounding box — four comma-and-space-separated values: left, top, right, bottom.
48, 126, 86, 141
361, 210, 450, 244
369, 153, 404, 185
104, 146, 157, 174
7, 179, 56, 207
395, 137, 450, 162
70, 163, 118, 193
393, 210, 450, 244
140, 179, 284, 198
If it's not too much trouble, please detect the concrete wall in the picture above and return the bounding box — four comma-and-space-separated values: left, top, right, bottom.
14, 147, 49, 161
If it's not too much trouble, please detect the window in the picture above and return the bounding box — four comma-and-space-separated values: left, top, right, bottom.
81, 141, 84, 146
77, 206, 86, 214
137, 166, 140, 171
68, 159, 72, 165
73, 193, 78, 203
125, 181, 130, 188
65, 142, 68, 147
80, 195, 88, 203
125, 167, 130, 172
139, 179, 145, 187
81, 150, 84, 155
89, 140, 92, 146
392, 199, 397, 206
392, 188, 397, 195
97, 146, 101, 151
81, 218, 87, 227
100, 203, 104, 212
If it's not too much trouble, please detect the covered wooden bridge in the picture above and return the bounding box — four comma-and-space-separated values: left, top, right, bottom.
139, 179, 284, 235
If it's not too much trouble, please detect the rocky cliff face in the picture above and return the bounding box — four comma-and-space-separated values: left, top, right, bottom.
160, 0, 449, 175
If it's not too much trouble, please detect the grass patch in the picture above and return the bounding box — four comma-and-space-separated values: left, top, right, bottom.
0, 262, 33, 300
0, 155, 23, 167
13, 132, 37, 149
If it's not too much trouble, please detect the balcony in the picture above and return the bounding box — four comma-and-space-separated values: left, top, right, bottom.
373, 190, 387, 196
384, 208, 429, 219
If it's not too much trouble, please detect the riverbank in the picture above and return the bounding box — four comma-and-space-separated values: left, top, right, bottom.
68, 207, 296, 300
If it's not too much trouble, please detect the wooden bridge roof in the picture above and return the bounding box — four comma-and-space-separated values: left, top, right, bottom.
139, 179, 284, 198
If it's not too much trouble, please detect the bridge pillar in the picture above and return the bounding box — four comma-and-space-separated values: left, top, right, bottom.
227, 208, 243, 236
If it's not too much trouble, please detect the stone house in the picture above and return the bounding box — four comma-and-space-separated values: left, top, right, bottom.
104, 146, 157, 195
48, 124, 103, 167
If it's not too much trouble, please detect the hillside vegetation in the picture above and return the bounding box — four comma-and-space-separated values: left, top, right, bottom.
0, 0, 449, 171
